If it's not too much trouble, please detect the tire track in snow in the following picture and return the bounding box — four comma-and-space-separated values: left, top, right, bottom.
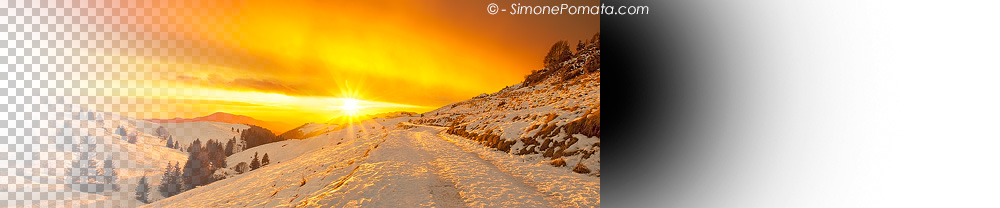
436, 131, 601, 207
410, 127, 568, 208
400, 130, 467, 208
295, 134, 389, 207
296, 129, 467, 207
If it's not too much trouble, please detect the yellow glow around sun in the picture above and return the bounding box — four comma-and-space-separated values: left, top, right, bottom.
340, 98, 362, 114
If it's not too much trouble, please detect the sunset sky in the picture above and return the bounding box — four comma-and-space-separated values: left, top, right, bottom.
87, 0, 599, 125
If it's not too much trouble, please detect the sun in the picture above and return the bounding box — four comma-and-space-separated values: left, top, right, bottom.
340, 98, 362, 115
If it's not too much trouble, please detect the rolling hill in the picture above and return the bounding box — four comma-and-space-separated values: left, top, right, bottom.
145, 112, 296, 134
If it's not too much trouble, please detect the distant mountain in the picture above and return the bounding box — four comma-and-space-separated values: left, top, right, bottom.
281, 111, 417, 140
322, 111, 419, 125
145, 112, 296, 134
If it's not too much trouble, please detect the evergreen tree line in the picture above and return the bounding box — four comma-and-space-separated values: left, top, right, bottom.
225, 136, 240, 157
156, 161, 183, 198
248, 152, 270, 171
142, 125, 285, 201
151, 138, 229, 198
241, 125, 286, 150
165, 136, 181, 150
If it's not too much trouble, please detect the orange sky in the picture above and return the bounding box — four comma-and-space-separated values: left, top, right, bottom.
91, 0, 599, 125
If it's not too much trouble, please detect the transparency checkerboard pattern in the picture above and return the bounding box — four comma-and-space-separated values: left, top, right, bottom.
2, 1, 233, 207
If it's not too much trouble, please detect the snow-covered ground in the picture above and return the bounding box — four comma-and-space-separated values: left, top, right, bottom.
411, 42, 601, 175
278, 122, 340, 140
144, 116, 599, 207
228, 121, 370, 168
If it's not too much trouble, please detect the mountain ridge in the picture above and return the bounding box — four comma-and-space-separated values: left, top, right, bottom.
145, 112, 295, 134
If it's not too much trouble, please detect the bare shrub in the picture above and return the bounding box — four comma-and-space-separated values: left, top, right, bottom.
573, 163, 591, 174
551, 158, 567, 167
583, 55, 600, 73
234, 162, 249, 174
498, 140, 515, 153
543, 113, 558, 123
564, 109, 600, 138
526, 124, 539, 132
534, 124, 558, 139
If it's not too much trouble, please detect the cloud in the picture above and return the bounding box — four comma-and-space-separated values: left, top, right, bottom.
174, 75, 333, 97
132, 0, 599, 108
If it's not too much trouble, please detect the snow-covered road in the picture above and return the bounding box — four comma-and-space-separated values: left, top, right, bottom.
405, 126, 568, 207
146, 121, 599, 207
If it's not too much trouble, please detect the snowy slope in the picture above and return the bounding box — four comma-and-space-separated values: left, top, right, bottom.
3, 104, 190, 207
411, 40, 601, 175
143, 117, 599, 207
1, 102, 283, 207
278, 123, 340, 140
231, 113, 414, 170
227, 124, 347, 168
280, 112, 417, 140
158, 121, 249, 148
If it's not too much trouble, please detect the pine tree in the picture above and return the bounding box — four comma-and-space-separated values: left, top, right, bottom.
166, 136, 174, 148
200, 139, 226, 170
186, 139, 200, 153
136, 174, 150, 203
158, 162, 171, 195
261, 153, 270, 166
159, 161, 183, 197
66, 144, 83, 187
98, 157, 119, 191
170, 162, 182, 195
249, 152, 260, 170
174, 141, 180, 150
67, 135, 101, 192
225, 137, 236, 156
181, 139, 220, 191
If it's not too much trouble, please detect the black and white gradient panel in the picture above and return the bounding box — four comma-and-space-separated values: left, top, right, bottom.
604, 0, 1000, 207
